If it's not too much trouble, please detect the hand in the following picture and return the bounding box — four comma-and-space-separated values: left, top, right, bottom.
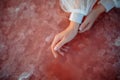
79, 4, 106, 33
51, 21, 79, 58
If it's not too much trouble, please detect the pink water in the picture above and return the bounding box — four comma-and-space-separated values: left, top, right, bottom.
0, 0, 120, 80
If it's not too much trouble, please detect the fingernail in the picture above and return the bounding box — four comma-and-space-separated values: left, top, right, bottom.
79, 27, 82, 31
54, 46, 58, 51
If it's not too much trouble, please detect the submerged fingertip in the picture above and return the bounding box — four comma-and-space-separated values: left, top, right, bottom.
79, 27, 82, 31
60, 52, 64, 56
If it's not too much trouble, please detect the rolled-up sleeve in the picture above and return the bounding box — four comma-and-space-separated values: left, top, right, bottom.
99, 0, 115, 12
69, 13, 84, 24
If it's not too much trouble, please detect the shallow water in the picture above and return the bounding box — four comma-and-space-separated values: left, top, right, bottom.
0, 0, 120, 80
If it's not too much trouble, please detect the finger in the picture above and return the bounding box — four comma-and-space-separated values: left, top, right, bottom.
79, 20, 88, 31
57, 49, 64, 56
57, 46, 69, 56
51, 35, 61, 58
61, 47, 68, 52
51, 35, 61, 47
79, 23, 89, 33
80, 23, 93, 33
54, 37, 67, 53
62, 46, 70, 49
51, 47, 58, 58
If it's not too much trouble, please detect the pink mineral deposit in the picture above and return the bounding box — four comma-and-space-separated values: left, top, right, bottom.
0, 0, 120, 80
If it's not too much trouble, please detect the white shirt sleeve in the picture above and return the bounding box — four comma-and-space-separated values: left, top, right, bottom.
68, 0, 120, 23
99, 0, 115, 12
60, 0, 97, 24
69, 13, 84, 24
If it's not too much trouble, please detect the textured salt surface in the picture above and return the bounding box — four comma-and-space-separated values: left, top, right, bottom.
0, 0, 120, 80
114, 37, 120, 46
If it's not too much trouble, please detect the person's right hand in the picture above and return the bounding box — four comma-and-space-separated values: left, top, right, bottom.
51, 21, 79, 58
79, 3, 106, 33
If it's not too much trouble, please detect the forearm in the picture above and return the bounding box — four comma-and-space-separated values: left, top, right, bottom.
66, 3, 106, 33
93, 3, 106, 17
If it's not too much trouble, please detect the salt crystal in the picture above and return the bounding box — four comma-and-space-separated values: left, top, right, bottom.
114, 37, 120, 46
18, 72, 32, 80
45, 33, 54, 42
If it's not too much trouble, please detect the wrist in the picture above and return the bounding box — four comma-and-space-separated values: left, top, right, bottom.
94, 4, 106, 15
69, 21, 79, 30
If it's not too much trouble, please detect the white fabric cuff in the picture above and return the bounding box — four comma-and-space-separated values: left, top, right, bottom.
69, 13, 84, 24
99, 0, 115, 12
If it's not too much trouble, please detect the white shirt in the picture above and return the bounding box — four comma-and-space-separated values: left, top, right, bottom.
60, 0, 97, 23
68, 0, 120, 24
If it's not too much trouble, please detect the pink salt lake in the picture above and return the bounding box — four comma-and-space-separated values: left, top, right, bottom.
0, 0, 120, 80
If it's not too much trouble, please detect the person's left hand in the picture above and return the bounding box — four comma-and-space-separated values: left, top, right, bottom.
51, 21, 79, 58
